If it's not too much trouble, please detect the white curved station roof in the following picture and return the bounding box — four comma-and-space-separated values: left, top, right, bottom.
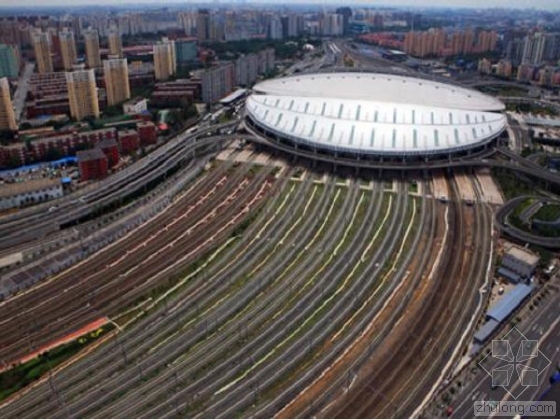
246, 73, 507, 156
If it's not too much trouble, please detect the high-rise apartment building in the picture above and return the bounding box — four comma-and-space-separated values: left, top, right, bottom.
84, 29, 101, 68
197, 9, 210, 43
521, 33, 543, 65
496, 60, 513, 78
335, 7, 352, 36
66, 66, 99, 121
506, 38, 525, 66
209, 17, 224, 42
199, 63, 235, 103
59, 30, 77, 71
32, 31, 53, 74
258, 48, 275, 75
512, 32, 560, 66
0, 77, 17, 131
403, 28, 497, 58
543, 34, 560, 62
476, 31, 497, 54
175, 40, 197, 64
463, 28, 475, 55
153, 38, 176, 81
108, 29, 123, 58
321, 13, 343, 37
178, 12, 197, 37
269, 16, 283, 40
0, 44, 19, 78
235, 48, 275, 86
103, 58, 130, 106
235, 54, 259, 86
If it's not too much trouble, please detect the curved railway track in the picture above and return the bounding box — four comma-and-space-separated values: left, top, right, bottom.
0, 163, 300, 418
0, 164, 495, 419
0, 157, 273, 364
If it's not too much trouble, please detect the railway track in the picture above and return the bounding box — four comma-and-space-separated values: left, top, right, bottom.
374, 175, 491, 418
0, 158, 272, 364
18, 174, 328, 416
1, 174, 342, 416
0, 168, 494, 420
0, 163, 299, 419
328, 175, 465, 418
119, 182, 406, 415
329, 173, 491, 418
279, 180, 438, 418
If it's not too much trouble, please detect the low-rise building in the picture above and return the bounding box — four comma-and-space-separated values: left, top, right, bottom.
118, 129, 140, 154
26, 128, 117, 163
123, 97, 148, 115
97, 138, 119, 168
0, 144, 26, 167
0, 178, 63, 210
0, 127, 118, 168
501, 244, 540, 279
137, 121, 157, 146
151, 90, 195, 107
151, 79, 200, 106
77, 148, 108, 181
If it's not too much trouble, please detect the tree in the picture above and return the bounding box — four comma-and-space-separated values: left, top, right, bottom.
0, 130, 16, 145
180, 102, 198, 121
103, 104, 122, 117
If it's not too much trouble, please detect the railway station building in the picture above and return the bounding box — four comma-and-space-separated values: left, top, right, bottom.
245, 72, 507, 165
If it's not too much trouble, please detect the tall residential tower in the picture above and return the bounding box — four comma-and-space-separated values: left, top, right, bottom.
0, 77, 17, 131
66, 66, 99, 120
103, 58, 130, 106
153, 38, 176, 81
84, 29, 101, 68
32, 31, 53, 74
108, 29, 123, 58
59, 30, 77, 71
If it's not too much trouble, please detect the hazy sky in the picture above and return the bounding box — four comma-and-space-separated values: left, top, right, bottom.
0, 0, 559, 9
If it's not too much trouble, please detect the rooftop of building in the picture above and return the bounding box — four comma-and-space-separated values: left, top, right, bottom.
124, 97, 147, 106
0, 177, 60, 199
152, 90, 195, 97
504, 244, 540, 266
76, 148, 107, 162
253, 72, 505, 112
118, 128, 138, 136
486, 283, 535, 323
220, 88, 248, 104
246, 72, 507, 156
97, 138, 118, 149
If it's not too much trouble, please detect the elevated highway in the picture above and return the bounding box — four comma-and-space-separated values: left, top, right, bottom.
495, 195, 560, 248
238, 125, 560, 187
0, 121, 238, 253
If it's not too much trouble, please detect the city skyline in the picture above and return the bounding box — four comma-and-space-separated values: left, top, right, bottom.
0, 0, 560, 10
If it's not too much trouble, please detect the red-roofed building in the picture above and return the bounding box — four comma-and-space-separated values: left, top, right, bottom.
77, 148, 108, 181
137, 121, 157, 146
118, 129, 140, 155
0, 144, 26, 168
98, 138, 119, 168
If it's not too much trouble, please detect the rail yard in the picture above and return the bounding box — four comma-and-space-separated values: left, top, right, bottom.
0, 131, 508, 419
1, 83, 560, 420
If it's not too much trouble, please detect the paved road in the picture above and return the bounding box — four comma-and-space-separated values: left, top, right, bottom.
494, 195, 560, 248
12, 62, 34, 122
424, 276, 560, 419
